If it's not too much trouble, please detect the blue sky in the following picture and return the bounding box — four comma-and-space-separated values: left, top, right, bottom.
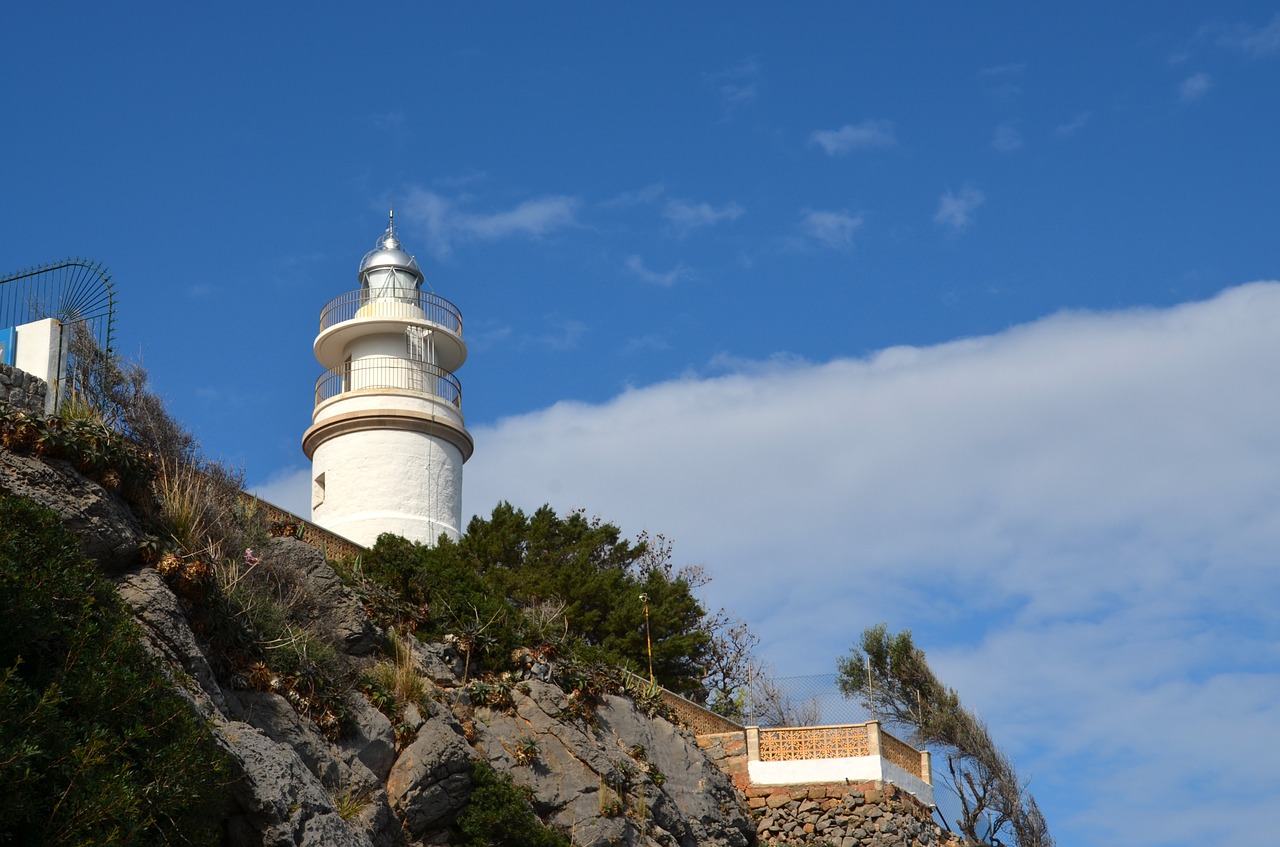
4, 4, 1280, 845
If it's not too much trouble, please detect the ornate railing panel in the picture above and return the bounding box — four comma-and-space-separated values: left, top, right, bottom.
879, 728, 923, 778
315, 359, 462, 408
758, 724, 871, 762
318, 289, 462, 336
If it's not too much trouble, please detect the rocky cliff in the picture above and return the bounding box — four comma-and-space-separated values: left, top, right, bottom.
2, 413, 960, 847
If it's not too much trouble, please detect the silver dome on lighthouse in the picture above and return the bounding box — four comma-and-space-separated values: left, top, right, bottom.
359, 211, 424, 297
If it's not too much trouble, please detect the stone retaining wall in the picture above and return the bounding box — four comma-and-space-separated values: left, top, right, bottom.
0, 363, 48, 413
745, 782, 961, 847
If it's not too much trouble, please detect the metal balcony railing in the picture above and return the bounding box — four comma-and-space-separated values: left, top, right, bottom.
315, 359, 462, 408
318, 289, 463, 335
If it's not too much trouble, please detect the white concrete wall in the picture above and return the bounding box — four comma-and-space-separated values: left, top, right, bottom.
748, 756, 935, 807
310, 425, 464, 547
14, 318, 65, 414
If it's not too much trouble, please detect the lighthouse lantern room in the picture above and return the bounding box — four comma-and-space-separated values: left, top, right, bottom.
302, 213, 473, 547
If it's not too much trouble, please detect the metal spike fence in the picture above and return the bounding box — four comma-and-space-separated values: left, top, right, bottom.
1, 258, 117, 408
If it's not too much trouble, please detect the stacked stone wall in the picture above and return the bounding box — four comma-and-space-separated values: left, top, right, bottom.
696, 730, 751, 790
0, 363, 48, 413
744, 782, 961, 847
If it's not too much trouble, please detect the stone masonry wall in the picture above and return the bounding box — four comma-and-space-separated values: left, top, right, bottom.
697, 730, 751, 790
0, 363, 48, 413
698, 731, 960, 847
745, 782, 962, 847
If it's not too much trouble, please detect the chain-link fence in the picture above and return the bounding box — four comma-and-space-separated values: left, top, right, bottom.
740, 672, 875, 728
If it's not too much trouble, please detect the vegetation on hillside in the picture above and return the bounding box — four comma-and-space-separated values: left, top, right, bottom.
361, 502, 742, 701
0, 494, 233, 846
837, 624, 1053, 847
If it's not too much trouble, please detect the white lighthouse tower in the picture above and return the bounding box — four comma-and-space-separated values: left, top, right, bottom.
302, 213, 473, 547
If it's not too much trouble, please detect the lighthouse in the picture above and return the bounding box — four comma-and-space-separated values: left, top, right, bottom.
302, 213, 473, 547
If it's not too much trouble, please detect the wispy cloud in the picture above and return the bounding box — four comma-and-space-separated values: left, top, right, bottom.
622, 334, 671, 354
1054, 112, 1091, 136
401, 188, 581, 258
705, 59, 761, 114
535, 318, 586, 351
810, 119, 897, 156
602, 183, 666, 209
992, 120, 1024, 151
463, 282, 1280, 847
978, 62, 1026, 77
1180, 71, 1212, 102
663, 198, 744, 235
625, 255, 691, 287
1205, 13, 1280, 56
798, 209, 864, 249
934, 186, 986, 232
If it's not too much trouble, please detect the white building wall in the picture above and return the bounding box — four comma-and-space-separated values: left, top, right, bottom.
311, 426, 464, 547
748, 756, 935, 807
14, 318, 66, 414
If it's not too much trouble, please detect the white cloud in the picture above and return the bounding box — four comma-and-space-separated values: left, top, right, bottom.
464, 282, 1280, 847
625, 255, 690, 287
810, 119, 897, 156
1207, 13, 1280, 56
934, 186, 985, 231
992, 120, 1023, 151
798, 209, 864, 248
401, 188, 581, 258
663, 198, 744, 235
250, 466, 311, 516
1180, 71, 1212, 102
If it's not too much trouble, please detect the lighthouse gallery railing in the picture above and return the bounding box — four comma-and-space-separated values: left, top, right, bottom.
318, 290, 463, 336
314, 359, 462, 408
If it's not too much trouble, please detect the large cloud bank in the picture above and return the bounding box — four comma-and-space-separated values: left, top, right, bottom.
463, 283, 1280, 847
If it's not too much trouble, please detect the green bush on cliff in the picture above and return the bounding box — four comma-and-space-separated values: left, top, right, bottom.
0, 494, 233, 846
457, 760, 570, 847
364, 502, 712, 697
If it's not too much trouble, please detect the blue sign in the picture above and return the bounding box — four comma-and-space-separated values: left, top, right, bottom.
0, 327, 14, 367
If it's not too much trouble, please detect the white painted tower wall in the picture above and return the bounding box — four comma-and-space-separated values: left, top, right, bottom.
303, 216, 472, 548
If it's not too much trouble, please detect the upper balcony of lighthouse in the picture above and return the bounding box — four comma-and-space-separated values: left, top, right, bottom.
313, 214, 467, 375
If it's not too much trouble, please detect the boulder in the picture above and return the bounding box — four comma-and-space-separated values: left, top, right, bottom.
386, 713, 474, 836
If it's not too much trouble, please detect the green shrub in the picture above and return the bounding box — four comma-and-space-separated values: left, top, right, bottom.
361, 503, 713, 696
0, 494, 233, 846
456, 761, 569, 847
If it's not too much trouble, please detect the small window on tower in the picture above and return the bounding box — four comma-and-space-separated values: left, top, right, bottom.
312, 472, 326, 509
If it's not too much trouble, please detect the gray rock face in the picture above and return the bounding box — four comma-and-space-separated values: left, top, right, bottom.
217, 719, 373, 847
340, 691, 399, 782
0, 449, 142, 570
116, 565, 228, 716
471, 680, 755, 847
15, 454, 768, 847
258, 537, 379, 656
386, 713, 475, 837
